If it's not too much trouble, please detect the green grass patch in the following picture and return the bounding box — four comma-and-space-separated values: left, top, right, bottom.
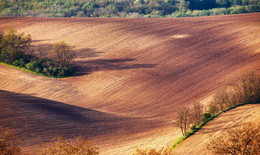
170, 102, 259, 149
0, 62, 70, 79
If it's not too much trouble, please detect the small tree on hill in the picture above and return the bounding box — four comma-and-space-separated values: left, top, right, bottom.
206, 123, 260, 155
1, 28, 31, 63
190, 102, 203, 126
176, 107, 190, 136
50, 41, 74, 68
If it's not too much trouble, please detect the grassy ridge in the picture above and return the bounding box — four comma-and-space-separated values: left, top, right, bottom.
0, 62, 70, 79
170, 102, 259, 149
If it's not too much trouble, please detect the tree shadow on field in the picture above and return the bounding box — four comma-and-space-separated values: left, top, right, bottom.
74, 48, 104, 59
75, 58, 157, 75
28, 42, 157, 76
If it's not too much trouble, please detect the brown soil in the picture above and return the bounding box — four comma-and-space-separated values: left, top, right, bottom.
0, 13, 260, 154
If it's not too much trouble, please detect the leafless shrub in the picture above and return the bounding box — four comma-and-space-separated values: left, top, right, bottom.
206, 123, 260, 155
0, 126, 20, 155
176, 107, 190, 136
190, 103, 204, 126
40, 136, 99, 155
133, 147, 172, 155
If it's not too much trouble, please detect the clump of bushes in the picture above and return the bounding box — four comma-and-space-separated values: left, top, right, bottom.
0, 126, 20, 155
202, 113, 211, 122
0, 28, 75, 78
206, 123, 260, 155
133, 148, 171, 155
1, 126, 99, 155
40, 136, 99, 155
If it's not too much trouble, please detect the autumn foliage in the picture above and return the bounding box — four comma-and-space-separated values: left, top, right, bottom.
0, 126, 20, 155
40, 136, 99, 155
133, 148, 172, 155
206, 123, 260, 155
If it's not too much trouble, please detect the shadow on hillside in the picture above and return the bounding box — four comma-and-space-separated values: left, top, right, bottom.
74, 48, 104, 59
0, 90, 161, 146
75, 58, 157, 75
28, 42, 156, 76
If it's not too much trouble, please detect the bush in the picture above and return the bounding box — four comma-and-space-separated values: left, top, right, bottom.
19, 59, 25, 67
202, 113, 211, 122
133, 148, 171, 155
40, 137, 99, 155
35, 67, 42, 73
206, 123, 260, 155
12, 60, 20, 67
0, 126, 20, 155
190, 124, 197, 131
25, 62, 34, 70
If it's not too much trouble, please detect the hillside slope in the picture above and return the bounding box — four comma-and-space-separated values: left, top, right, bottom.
0, 90, 163, 153
0, 13, 260, 154
172, 104, 260, 155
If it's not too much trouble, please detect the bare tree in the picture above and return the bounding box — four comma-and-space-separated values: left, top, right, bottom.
206, 123, 260, 155
190, 102, 203, 126
176, 107, 190, 136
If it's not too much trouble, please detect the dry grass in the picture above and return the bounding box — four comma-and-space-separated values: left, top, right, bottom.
0, 126, 20, 155
40, 137, 99, 155
206, 123, 260, 155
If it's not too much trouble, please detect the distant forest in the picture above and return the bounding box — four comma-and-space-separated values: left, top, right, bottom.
0, 0, 259, 17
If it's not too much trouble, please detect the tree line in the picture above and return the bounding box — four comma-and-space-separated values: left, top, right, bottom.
0, 28, 75, 77
176, 72, 259, 136
0, 0, 259, 18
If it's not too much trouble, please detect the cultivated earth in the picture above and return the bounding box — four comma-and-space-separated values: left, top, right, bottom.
0, 13, 260, 154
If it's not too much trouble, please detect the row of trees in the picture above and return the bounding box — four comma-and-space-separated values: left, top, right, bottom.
0, 28, 75, 77
0, 0, 259, 17
176, 72, 259, 136
208, 72, 260, 115
172, 4, 260, 17
133, 123, 260, 155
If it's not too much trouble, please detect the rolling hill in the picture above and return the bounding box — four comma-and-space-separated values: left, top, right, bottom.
0, 13, 260, 154
172, 104, 260, 155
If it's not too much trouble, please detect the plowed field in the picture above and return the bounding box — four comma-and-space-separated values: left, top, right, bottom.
0, 13, 260, 154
